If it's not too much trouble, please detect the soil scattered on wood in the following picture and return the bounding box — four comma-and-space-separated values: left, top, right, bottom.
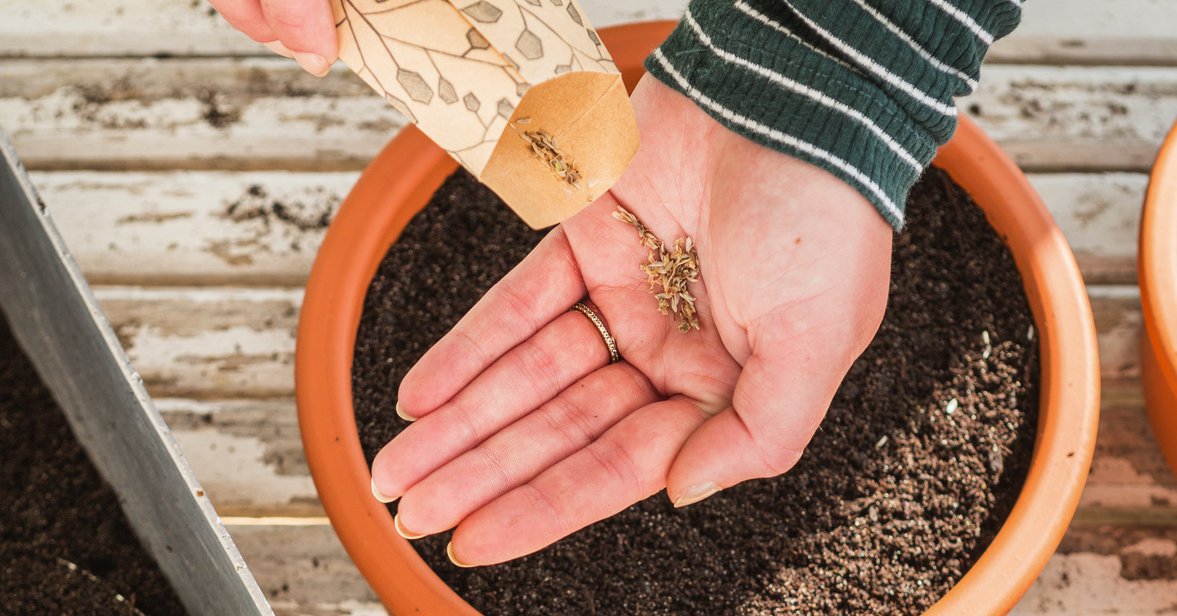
352, 168, 1040, 614
197, 89, 241, 129
0, 317, 185, 614
224, 183, 335, 231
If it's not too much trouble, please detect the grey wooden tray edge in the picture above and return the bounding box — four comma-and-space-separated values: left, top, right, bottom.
0, 130, 272, 615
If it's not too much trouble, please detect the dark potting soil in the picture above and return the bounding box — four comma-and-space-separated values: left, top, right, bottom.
352, 168, 1040, 615
0, 543, 145, 615
0, 317, 185, 615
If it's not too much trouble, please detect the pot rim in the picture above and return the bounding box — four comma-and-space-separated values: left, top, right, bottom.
296, 21, 1100, 615
1140, 122, 1177, 473
923, 114, 1100, 615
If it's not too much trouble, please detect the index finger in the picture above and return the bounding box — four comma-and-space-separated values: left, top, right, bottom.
259, 0, 338, 59
208, 0, 277, 43
397, 225, 585, 418
447, 397, 707, 566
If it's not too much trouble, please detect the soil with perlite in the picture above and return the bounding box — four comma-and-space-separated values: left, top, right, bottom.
352, 168, 1040, 614
0, 317, 184, 614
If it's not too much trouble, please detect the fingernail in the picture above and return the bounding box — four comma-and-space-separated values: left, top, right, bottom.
673, 482, 720, 508
395, 402, 416, 422
371, 478, 396, 503
293, 52, 331, 77
262, 40, 295, 59
393, 513, 425, 540
447, 542, 475, 568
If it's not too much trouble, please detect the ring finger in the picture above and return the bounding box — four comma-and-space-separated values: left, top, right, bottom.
371, 300, 624, 500
393, 362, 657, 537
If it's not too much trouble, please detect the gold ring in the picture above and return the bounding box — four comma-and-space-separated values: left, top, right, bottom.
570, 301, 620, 364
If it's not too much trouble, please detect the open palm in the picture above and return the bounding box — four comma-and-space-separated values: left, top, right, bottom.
371, 75, 894, 566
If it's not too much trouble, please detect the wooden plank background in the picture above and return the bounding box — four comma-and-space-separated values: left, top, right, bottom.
3, 0, 1176, 613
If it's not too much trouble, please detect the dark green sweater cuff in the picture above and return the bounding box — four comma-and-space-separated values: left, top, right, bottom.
645, 0, 1022, 230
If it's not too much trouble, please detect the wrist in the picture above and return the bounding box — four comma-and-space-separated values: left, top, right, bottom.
646, 0, 1022, 230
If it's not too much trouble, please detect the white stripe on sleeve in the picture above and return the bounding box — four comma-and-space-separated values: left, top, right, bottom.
732, 1, 858, 74
683, 10, 922, 173
651, 48, 905, 223
779, 0, 958, 117
847, 0, 980, 92
926, 0, 995, 44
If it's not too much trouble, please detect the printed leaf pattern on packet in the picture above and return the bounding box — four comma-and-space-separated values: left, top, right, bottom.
332, 0, 619, 176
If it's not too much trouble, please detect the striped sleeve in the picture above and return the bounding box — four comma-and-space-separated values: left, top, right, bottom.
645, 0, 1023, 229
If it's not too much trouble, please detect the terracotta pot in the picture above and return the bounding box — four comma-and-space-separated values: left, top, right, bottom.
297, 20, 1100, 615
1141, 122, 1177, 478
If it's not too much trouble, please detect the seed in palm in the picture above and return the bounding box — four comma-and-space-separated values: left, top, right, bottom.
612, 206, 701, 333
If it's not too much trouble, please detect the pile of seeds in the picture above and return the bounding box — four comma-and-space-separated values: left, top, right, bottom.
515, 119, 582, 189
612, 206, 700, 332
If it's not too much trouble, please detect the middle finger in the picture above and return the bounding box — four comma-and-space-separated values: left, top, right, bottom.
371, 304, 621, 500
394, 362, 658, 537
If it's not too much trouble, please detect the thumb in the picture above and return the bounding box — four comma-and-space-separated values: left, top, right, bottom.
665, 333, 844, 507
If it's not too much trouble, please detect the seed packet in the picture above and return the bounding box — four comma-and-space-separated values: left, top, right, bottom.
333, 0, 640, 228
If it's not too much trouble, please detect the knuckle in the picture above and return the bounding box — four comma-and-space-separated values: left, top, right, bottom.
496, 281, 544, 334
586, 438, 644, 495
520, 483, 566, 533
449, 328, 493, 371
539, 396, 596, 450
736, 400, 807, 477
472, 445, 515, 494
513, 337, 562, 394
617, 364, 657, 402
448, 401, 483, 447
260, 0, 312, 29
757, 443, 804, 477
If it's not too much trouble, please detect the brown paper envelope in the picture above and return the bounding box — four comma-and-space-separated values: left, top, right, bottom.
482, 72, 636, 229
332, 0, 639, 229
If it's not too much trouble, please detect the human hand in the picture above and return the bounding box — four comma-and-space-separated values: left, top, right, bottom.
370, 75, 894, 566
207, 0, 336, 76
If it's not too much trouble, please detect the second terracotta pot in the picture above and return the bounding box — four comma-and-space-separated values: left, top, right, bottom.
1141, 122, 1177, 478
296, 21, 1100, 615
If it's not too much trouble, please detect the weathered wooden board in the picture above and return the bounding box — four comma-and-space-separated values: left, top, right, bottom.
34, 171, 353, 286
1090, 285, 1144, 382
1079, 381, 1177, 524
225, 518, 1177, 616
0, 0, 248, 58
0, 0, 691, 58
1027, 173, 1144, 286
160, 398, 323, 517
1014, 526, 1177, 614
227, 523, 383, 616
166, 381, 1177, 522
964, 66, 1177, 172
988, 0, 1177, 66
33, 171, 1146, 287
3, 61, 1176, 172
7, 0, 1177, 67
95, 286, 301, 399
0, 58, 398, 171
95, 285, 1142, 400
